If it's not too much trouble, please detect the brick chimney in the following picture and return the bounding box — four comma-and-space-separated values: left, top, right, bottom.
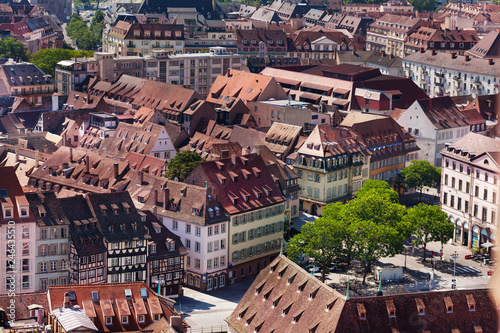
69, 147, 73, 163
113, 163, 119, 179
153, 189, 158, 206
85, 155, 90, 173
138, 170, 144, 185
64, 292, 71, 308
163, 186, 169, 210
432, 50, 437, 55
465, 55, 470, 61
488, 58, 494, 65
451, 52, 457, 59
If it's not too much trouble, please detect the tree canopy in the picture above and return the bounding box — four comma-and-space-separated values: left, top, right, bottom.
399, 160, 440, 202
403, 203, 453, 261
164, 151, 205, 181
287, 182, 408, 283
66, 11, 104, 50
0, 38, 29, 61
408, 0, 436, 12
29, 49, 94, 77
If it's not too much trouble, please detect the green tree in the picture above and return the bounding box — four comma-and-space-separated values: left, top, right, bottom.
90, 9, 105, 30
404, 203, 453, 262
347, 190, 409, 283
399, 160, 440, 202
0, 38, 29, 61
409, 0, 436, 12
165, 151, 205, 181
29, 49, 94, 77
287, 202, 348, 281
355, 179, 399, 203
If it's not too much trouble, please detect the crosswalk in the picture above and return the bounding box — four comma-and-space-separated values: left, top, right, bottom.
453, 266, 482, 274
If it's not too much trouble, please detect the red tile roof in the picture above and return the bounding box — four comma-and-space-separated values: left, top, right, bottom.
47, 282, 183, 332
185, 153, 286, 215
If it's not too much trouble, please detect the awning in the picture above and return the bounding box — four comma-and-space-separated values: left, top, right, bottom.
481, 241, 494, 248
332, 87, 350, 94
276, 77, 301, 86
57, 60, 76, 66
28, 304, 43, 310
298, 92, 322, 102
300, 81, 332, 92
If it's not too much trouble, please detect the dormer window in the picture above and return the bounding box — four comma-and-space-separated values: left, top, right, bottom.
20, 207, 28, 217
208, 208, 214, 217
121, 316, 129, 325
214, 206, 220, 216
445, 297, 453, 313
192, 208, 200, 215
4, 208, 12, 218
120, 224, 125, 232
105, 317, 112, 326
100, 205, 108, 215
109, 225, 114, 233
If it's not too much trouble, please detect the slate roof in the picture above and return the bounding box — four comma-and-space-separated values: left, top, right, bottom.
226, 255, 498, 333
185, 153, 286, 215
25, 191, 70, 227
1, 61, 54, 88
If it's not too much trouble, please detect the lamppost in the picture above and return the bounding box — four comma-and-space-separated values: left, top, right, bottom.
155, 278, 165, 295
451, 251, 458, 289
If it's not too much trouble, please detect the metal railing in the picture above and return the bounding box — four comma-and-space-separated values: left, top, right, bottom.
187, 325, 228, 333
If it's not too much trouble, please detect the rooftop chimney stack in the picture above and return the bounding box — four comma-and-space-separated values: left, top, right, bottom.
163, 186, 169, 210
15, 145, 19, 163
64, 292, 71, 308
85, 155, 90, 173
113, 163, 119, 179
138, 170, 144, 185
69, 147, 73, 163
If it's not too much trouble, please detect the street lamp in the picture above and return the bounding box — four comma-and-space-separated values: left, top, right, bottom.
155, 278, 165, 295
451, 251, 458, 289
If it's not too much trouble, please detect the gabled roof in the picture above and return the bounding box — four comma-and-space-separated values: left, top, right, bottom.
98, 122, 171, 159
123, 152, 167, 177
186, 153, 285, 215
262, 122, 302, 156
25, 191, 70, 227
48, 282, 182, 333
207, 69, 288, 104
467, 30, 500, 59
415, 96, 472, 129
227, 255, 498, 333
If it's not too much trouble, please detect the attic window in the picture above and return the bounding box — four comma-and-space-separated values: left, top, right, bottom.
278, 266, 287, 278
466, 294, 476, 312
444, 297, 454, 313
357, 303, 366, 320
120, 224, 126, 232
282, 304, 292, 316
263, 288, 273, 300
237, 307, 248, 320
91, 291, 99, 301
192, 208, 200, 215
270, 262, 279, 272
309, 288, 319, 300
255, 282, 265, 295
287, 273, 297, 285
292, 311, 303, 324
298, 281, 307, 292
252, 167, 261, 178
100, 205, 108, 215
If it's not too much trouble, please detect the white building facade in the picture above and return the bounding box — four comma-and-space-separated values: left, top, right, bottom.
440, 133, 500, 249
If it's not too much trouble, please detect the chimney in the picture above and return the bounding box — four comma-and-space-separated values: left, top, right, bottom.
44, 145, 49, 153
85, 155, 90, 173
15, 145, 19, 163
153, 189, 158, 206
231, 154, 237, 165
432, 50, 437, 55
64, 292, 71, 308
420, 48, 425, 53
138, 170, 144, 185
488, 58, 494, 65
451, 52, 456, 59
465, 55, 470, 61
163, 187, 169, 210
35, 150, 39, 167
170, 316, 183, 332
113, 163, 119, 179
69, 147, 73, 163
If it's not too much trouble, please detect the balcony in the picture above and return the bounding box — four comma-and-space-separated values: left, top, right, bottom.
436, 72, 445, 78
435, 82, 444, 87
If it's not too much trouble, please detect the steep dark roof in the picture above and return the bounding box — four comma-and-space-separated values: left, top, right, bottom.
25, 191, 70, 227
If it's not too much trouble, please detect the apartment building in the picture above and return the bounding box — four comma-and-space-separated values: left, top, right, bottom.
0, 61, 55, 101
405, 27, 478, 55
0, 167, 37, 294
440, 132, 500, 249
185, 154, 286, 284
25, 192, 70, 292
235, 29, 288, 57
403, 51, 500, 98
144, 47, 242, 98
393, 97, 485, 167
294, 124, 371, 216
104, 21, 185, 56
340, 113, 419, 182
365, 14, 423, 57
287, 30, 356, 60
